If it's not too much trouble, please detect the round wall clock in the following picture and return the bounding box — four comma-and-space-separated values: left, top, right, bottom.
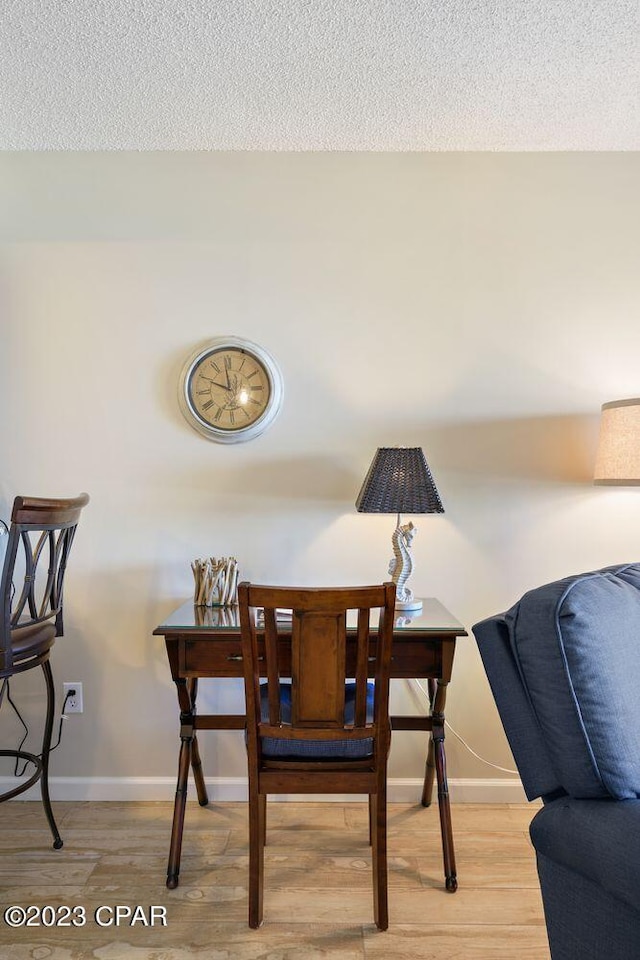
178, 336, 284, 443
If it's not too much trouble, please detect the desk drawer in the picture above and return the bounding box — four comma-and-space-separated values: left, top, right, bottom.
180, 637, 440, 679
389, 640, 440, 678
181, 638, 293, 677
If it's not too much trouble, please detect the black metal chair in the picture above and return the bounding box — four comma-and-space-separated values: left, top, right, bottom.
0, 493, 89, 848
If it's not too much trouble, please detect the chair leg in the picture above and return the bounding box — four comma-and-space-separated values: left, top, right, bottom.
40, 661, 63, 850
248, 787, 265, 928
259, 792, 267, 846
371, 787, 389, 931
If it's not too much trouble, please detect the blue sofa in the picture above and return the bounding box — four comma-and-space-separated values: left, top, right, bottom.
473, 563, 640, 960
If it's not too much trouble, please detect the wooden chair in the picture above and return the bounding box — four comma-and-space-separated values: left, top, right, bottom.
0, 493, 89, 848
238, 581, 396, 930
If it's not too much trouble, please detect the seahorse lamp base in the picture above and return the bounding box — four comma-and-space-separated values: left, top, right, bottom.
395, 595, 423, 612
388, 518, 423, 613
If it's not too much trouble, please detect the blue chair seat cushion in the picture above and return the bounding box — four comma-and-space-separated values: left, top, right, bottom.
259, 681, 375, 761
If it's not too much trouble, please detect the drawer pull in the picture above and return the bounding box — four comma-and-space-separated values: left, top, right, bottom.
226, 654, 264, 662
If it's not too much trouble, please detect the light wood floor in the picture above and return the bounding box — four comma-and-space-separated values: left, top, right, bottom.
0, 800, 550, 959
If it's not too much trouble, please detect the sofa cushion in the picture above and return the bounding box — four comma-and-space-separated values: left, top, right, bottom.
530, 797, 640, 916
505, 563, 640, 799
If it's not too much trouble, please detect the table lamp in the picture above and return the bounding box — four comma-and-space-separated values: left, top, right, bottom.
356, 446, 444, 611
594, 398, 640, 484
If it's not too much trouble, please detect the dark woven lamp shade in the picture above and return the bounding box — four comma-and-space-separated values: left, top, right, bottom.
356, 447, 444, 515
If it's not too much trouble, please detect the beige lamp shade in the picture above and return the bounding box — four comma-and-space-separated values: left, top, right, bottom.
594, 398, 640, 485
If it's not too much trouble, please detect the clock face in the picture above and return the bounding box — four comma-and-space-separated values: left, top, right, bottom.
191, 347, 271, 430
179, 337, 283, 443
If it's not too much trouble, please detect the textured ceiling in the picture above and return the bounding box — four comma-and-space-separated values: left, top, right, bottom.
2, 0, 638, 150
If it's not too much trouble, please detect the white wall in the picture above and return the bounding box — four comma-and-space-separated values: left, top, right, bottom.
1, 152, 639, 800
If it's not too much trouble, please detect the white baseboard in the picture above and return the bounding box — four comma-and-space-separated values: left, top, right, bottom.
2, 776, 529, 804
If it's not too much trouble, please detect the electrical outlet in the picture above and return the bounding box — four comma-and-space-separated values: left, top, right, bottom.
63, 682, 83, 714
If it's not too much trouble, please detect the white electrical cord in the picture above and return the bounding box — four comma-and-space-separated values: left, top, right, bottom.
409, 679, 518, 775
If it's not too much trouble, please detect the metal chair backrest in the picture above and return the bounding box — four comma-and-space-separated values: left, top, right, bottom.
0, 493, 89, 673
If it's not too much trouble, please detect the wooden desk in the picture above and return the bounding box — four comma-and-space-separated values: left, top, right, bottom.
154, 598, 467, 892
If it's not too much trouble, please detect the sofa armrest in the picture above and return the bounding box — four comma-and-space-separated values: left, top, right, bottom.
474, 614, 560, 801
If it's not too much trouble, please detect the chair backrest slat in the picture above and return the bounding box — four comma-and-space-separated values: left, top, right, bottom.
372, 595, 394, 764
354, 607, 370, 727
291, 608, 346, 729
263, 608, 281, 726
